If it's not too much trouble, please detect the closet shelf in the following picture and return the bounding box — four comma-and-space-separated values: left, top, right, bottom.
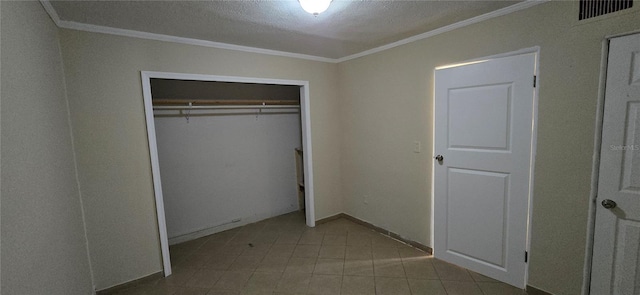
152, 99, 299, 106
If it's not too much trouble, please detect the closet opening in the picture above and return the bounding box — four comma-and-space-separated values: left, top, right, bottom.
141, 72, 315, 276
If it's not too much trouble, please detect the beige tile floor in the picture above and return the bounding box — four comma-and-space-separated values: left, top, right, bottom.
109, 211, 528, 295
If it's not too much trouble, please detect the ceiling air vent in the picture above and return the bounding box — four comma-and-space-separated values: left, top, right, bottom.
579, 0, 633, 20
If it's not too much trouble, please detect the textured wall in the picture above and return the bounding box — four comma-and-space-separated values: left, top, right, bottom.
59, 29, 342, 290
338, 2, 639, 294
0, 2, 93, 294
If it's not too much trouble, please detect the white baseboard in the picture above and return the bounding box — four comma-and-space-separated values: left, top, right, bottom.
168, 207, 300, 245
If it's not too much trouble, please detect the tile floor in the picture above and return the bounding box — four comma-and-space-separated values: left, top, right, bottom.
109, 212, 528, 295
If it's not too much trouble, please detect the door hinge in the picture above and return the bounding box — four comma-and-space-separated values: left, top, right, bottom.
533, 76, 537, 87
525, 251, 528, 263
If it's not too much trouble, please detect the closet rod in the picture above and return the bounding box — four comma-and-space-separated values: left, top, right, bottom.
153, 105, 300, 110
153, 99, 299, 106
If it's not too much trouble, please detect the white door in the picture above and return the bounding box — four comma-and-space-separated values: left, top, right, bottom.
434, 53, 536, 288
590, 33, 640, 295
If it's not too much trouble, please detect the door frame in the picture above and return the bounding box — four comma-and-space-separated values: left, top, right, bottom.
583, 29, 640, 295
140, 71, 317, 277
431, 47, 540, 288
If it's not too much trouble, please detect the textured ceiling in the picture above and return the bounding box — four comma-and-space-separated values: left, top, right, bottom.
48, 0, 522, 59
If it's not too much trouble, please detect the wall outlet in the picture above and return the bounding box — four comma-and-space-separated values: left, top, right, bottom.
413, 141, 421, 153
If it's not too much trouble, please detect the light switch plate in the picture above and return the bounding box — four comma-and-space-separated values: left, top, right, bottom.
413, 141, 421, 153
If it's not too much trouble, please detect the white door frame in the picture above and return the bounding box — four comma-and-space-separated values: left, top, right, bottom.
583, 29, 640, 295
141, 71, 317, 276
431, 47, 540, 288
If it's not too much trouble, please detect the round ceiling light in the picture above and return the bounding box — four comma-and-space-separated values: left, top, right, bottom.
299, 0, 331, 15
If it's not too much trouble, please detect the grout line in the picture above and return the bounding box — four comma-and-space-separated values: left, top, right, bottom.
118, 213, 472, 294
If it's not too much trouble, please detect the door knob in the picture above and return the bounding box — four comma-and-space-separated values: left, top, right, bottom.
601, 199, 617, 209
434, 155, 444, 161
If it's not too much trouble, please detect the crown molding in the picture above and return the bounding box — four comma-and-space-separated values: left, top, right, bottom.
38, 0, 336, 63
336, 0, 549, 63
58, 20, 338, 63
39, 0, 547, 64
40, 0, 61, 27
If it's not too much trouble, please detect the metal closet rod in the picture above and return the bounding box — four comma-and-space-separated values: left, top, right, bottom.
152, 99, 299, 105
153, 105, 300, 110
152, 99, 300, 110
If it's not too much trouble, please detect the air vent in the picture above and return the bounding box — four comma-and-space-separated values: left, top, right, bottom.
579, 0, 633, 20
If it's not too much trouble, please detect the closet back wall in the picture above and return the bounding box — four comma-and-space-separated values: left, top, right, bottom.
151, 79, 301, 101
152, 81, 302, 242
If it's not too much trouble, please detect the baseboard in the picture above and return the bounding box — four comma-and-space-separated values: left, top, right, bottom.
526, 285, 554, 295
169, 208, 299, 245
318, 212, 433, 254
96, 272, 163, 295
316, 212, 347, 224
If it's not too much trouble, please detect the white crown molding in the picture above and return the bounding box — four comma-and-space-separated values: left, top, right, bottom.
335, 0, 549, 63
39, 0, 61, 27
38, 0, 336, 63
39, 0, 548, 64
55, 19, 338, 63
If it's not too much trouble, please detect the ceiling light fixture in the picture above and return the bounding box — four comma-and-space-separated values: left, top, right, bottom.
298, 0, 331, 15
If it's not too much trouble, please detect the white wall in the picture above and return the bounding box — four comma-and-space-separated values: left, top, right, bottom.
154, 111, 302, 241
59, 29, 342, 290
0, 2, 94, 294
338, 2, 640, 294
